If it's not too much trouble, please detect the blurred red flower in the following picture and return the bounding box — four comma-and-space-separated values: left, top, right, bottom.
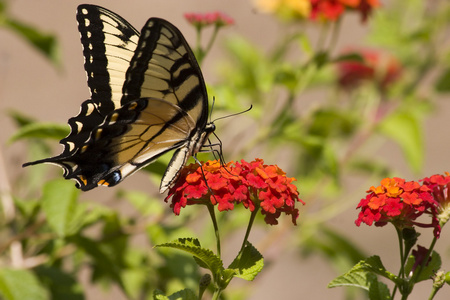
184, 11, 234, 28
337, 48, 401, 91
165, 159, 304, 225
310, 0, 380, 22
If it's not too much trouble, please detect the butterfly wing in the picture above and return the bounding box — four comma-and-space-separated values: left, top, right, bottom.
121, 17, 211, 192
23, 5, 141, 184
78, 17, 211, 192
24, 9, 211, 193
77, 4, 140, 111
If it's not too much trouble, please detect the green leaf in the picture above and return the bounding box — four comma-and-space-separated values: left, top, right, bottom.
153, 289, 197, 300
332, 52, 364, 63
156, 238, 222, 272
118, 190, 164, 217
405, 251, 442, 283
328, 270, 391, 300
69, 235, 125, 290
155, 238, 224, 277
435, 68, 450, 93
9, 122, 69, 143
329, 269, 374, 290
0, 268, 49, 300
359, 256, 396, 280
329, 256, 397, 297
227, 242, 264, 281
377, 111, 424, 173
4, 17, 60, 66
34, 266, 84, 300
41, 179, 82, 237
7, 110, 36, 127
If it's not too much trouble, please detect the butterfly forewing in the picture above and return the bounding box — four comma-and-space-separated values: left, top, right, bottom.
77, 4, 139, 111
122, 18, 208, 128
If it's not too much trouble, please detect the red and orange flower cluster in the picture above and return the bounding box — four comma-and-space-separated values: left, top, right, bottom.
184, 12, 234, 28
310, 0, 380, 22
356, 174, 450, 238
254, 0, 380, 22
165, 159, 304, 225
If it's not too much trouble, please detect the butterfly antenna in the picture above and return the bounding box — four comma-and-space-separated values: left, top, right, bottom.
209, 96, 216, 122
212, 104, 253, 123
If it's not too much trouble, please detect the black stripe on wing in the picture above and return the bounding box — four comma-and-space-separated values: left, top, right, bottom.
121, 18, 209, 130
77, 4, 140, 113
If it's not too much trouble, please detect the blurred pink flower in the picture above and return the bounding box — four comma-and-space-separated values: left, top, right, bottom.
184, 11, 234, 28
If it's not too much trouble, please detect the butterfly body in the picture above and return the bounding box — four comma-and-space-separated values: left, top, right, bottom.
23, 5, 214, 193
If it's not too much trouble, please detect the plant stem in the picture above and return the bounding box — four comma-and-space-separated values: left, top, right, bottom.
195, 26, 205, 66
204, 25, 220, 60
212, 289, 222, 300
239, 207, 259, 254
207, 203, 221, 257
391, 227, 404, 299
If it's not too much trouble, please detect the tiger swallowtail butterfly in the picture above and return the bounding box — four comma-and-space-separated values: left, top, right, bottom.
23, 4, 215, 193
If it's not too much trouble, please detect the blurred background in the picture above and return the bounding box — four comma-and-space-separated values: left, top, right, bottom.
1, 0, 450, 299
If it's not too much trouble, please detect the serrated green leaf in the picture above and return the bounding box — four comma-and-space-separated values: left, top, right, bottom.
9, 122, 69, 143
41, 179, 82, 237
331, 256, 398, 285
363, 256, 388, 275
153, 289, 169, 300
368, 279, 391, 300
0, 268, 49, 300
227, 242, 264, 281
329, 269, 376, 290
421, 252, 442, 281
357, 256, 397, 282
156, 238, 224, 277
329, 269, 391, 300
405, 251, 442, 283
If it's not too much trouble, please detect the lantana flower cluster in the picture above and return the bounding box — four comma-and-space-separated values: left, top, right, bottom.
356, 174, 450, 238
165, 159, 304, 225
254, 0, 380, 22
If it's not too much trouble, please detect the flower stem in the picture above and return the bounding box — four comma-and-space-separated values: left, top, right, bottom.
212, 289, 222, 300
392, 227, 405, 299
195, 26, 205, 66
239, 207, 259, 254
204, 25, 220, 60
207, 203, 221, 257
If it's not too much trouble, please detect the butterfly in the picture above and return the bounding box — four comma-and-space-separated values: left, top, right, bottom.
23, 4, 215, 193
